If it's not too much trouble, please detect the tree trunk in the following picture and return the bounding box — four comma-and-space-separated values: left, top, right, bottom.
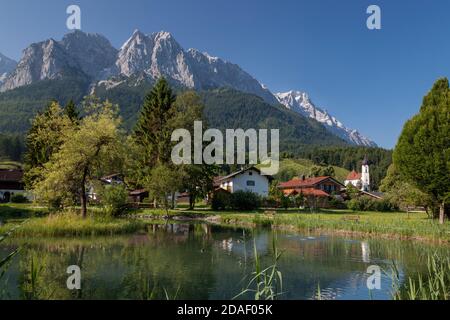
189, 195, 195, 210
80, 168, 88, 219
171, 192, 176, 209
80, 188, 87, 218
439, 201, 445, 225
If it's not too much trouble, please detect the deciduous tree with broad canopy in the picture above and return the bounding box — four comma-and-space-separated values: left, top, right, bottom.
33, 97, 125, 218
393, 78, 450, 224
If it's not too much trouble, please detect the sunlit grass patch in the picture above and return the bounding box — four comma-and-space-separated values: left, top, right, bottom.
0, 212, 146, 237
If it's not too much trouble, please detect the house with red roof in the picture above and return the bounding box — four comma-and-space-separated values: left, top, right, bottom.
278, 176, 345, 198
278, 176, 345, 208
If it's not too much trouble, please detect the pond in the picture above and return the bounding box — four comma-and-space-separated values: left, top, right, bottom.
0, 223, 448, 300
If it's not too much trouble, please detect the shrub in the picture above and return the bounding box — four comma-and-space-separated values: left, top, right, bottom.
10, 193, 28, 203
346, 197, 398, 212
100, 184, 129, 216
280, 196, 292, 210
230, 191, 261, 211
262, 197, 278, 208
371, 199, 399, 212
211, 191, 232, 211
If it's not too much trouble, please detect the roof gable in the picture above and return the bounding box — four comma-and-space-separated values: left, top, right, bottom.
218, 166, 273, 182
346, 171, 361, 181
279, 176, 344, 189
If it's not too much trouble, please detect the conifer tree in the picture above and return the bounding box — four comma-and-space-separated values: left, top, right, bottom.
64, 99, 80, 123
134, 78, 176, 166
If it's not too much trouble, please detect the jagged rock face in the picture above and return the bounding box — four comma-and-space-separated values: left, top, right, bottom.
276, 91, 377, 147
186, 49, 277, 104
0, 39, 77, 91
0, 53, 17, 84
59, 30, 118, 78
116, 30, 275, 103
3, 29, 276, 104
1, 31, 117, 92
116, 30, 154, 77
116, 30, 195, 88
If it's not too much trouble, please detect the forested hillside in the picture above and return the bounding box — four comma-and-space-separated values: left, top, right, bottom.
0, 76, 89, 133
297, 146, 393, 190
200, 88, 348, 151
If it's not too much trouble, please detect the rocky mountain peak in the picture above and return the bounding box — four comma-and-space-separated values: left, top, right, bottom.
276, 91, 377, 147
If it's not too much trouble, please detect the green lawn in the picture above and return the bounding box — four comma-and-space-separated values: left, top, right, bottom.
216, 210, 450, 243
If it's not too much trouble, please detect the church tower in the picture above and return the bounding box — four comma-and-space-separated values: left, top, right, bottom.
361, 155, 370, 191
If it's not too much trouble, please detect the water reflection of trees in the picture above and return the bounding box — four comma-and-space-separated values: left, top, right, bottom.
0, 225, 448, 300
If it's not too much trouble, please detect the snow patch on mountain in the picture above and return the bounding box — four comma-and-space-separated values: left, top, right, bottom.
276, 91, 377, 147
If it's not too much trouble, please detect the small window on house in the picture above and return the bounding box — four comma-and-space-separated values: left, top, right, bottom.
247, 180, 255, 187
249, 172, 253, 176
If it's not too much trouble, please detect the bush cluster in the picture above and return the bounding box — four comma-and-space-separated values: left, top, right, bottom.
347, 197, 398, 212
10, 193, 29, 204
212, 190, 261, 211
99, 184, 129, 216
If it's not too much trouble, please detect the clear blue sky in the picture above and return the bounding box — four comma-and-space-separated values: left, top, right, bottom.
1, 0, 449, 149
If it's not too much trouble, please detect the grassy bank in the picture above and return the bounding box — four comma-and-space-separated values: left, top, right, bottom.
0, 204, 147, 237
2, 204, 449, 241
215, 210, 450, 243
130, 207, 450, 243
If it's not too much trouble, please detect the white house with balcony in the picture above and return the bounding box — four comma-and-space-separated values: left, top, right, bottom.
217, 167, 272, 197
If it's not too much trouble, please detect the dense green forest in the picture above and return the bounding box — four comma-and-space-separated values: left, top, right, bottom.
0, 133, 25, 161
200, 88, 348, 149
0, 76, 90, 133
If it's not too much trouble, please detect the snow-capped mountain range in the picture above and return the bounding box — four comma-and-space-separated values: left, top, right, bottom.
0, 30, 376, 146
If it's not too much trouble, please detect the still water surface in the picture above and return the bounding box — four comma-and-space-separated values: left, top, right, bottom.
0, 223, 448, 300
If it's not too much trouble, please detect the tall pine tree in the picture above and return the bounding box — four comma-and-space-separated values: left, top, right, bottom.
64, 99, 80, 124
134, 78, 176, 166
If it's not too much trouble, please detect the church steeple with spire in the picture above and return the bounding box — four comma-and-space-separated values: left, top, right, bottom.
361, 155, 370, 191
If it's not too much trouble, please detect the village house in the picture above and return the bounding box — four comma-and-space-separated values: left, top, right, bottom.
216, 167, 272, 197
0, 169, 31, 202
278, 176, 345, 208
